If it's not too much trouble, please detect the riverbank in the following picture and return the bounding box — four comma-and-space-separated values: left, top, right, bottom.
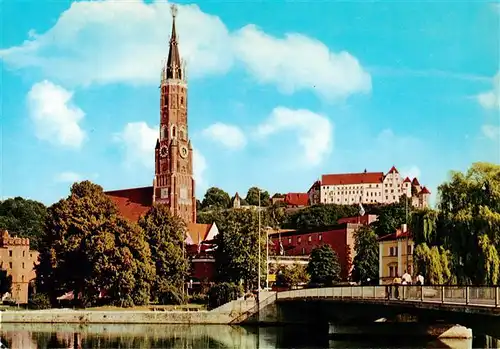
0, 298, 259, 325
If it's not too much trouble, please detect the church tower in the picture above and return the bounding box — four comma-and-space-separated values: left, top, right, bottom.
153, 4, 196, 224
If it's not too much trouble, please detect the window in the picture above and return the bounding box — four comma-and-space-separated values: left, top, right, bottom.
9, 251, 12, 257
171, 126, 177, 138
308, 236, 312, 242
301, 248, 306, 255
389, 266, 394, 277
9, 262, 12, 269
180, 97, 184, 105
288, 238, 292, 244
22, 263, 25, 269
408, 245, 412, 255
298, 237, 302, 243
22, 251, 25, 257
21, 275, 25, 282
389, 247, 394, 256
319, 234, 322, 241
395, 247, 398, 256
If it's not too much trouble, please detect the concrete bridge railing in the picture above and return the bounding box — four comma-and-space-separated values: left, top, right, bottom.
277, 285, 500, 308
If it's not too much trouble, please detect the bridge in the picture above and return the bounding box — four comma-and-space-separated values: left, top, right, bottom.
238, 285, 500, 339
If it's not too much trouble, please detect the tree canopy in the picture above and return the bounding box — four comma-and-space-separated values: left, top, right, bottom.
0, 197, 47, 250
200, 187, 231, 211
284, 204, 358, 230
37, 181, 154, 307
371, 199, 412, 238
307, 244, 341, 286
351, 226, 379, 284
245, 187, 270, 207
139, 204, 189, 304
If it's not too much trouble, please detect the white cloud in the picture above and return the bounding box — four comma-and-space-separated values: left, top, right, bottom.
202, 122, 247, 150
27, 80, 86, 148
477, 73, 500, 110
1, 1, 370, 100
232, 25, 372, 100
55, 171, 82, 183
256, 107, 333, 166
482, 124, 500, 140
115, 121, 208, 192
114, 122, 158, 169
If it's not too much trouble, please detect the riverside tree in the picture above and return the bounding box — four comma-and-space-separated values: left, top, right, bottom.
139, 204, 189, 304
351, 225, 379, 284
200, 187, 231, 211
307, 244, 341, 286
36, 181, 154, 307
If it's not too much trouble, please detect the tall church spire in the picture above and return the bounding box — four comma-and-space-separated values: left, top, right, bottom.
166, 4, 182, 80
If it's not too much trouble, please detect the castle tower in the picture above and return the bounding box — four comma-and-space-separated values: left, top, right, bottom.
153, 4, 196, 223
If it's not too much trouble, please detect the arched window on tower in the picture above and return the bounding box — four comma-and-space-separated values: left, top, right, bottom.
171, 125, 177, 138
180, 97, 184, 106
179, 126, 186, 141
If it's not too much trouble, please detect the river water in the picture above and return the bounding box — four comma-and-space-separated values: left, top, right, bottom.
0, 323, 498, 348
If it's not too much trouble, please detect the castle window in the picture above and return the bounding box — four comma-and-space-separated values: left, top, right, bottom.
180, 97, 184, 105
21, 275, 25, 282
23, 251, 25, 257
9, 251, 12, 257
22, 262, 25, 269
171, 125, 177, 138
9, 262, 12, 269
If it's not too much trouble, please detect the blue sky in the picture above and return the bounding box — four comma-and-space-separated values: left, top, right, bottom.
1, 0, 499, 207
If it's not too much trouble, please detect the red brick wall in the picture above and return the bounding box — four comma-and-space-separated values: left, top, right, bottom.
271, 225, 356, 280
191, 260, 215, 281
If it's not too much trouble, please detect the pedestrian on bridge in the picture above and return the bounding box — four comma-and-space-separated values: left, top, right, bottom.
393, 274, 402, 300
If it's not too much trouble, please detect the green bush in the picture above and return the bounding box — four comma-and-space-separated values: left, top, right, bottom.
207, 282, 244, 310
157, 284, 185, 305
28, 293, 51, 310
189, 293, 208, 304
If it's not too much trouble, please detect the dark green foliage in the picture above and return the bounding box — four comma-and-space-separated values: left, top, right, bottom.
371, 199, 411, 238
276, 264, 309, 288
37, 181, 154, 307
284, 204, 358, 230
245, 187, 270, 207
307, 245, 341, 286
28, 293, 51, 310
0, 197, 47, 250
351, 226, 379, 283
200, 187, 231, 211
207, 282, 244, 309
139, 204, 189, 304
0, 269, 12, 297
189, 293, 208, 304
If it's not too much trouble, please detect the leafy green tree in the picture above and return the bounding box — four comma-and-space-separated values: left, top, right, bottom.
277, 264, 309, 288
200, 187, 231, 210
372, 200, 411, 237
36, 181, 154, 307
139, 204, 189, 304
0, 197, 47, 250
284, 204, 358, 230
414, 243, 453, 285
245, 187, 270, 207
267, 203, 287, 229
436, 162, 500, 285
307, 245, 341, 286
351, 226, 379, 284
212, 209, 267, 290
0, 269, 12, 297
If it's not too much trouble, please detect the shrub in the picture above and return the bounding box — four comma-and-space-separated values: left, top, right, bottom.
28, 293, 51, 310
207, 282, 244, 310
157, 284, 185, 305
189, 293, 208, 304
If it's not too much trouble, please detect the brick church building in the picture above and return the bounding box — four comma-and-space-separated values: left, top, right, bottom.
105, 6, 216, 281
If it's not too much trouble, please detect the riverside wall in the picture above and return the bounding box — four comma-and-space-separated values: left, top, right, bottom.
0, 298, 259, 325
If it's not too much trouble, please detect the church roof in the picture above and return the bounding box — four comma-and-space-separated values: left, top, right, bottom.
186, 223, 213, 245
105, 186, 153, 222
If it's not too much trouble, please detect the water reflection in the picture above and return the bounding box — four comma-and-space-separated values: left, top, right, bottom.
0, 323, 497, 349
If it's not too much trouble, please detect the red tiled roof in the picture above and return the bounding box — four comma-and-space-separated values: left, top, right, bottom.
387, 166, 399, 174
285, 193, 309, 206
419, 186, 431, 194
105, 186, 153, 222
412, 178, 420, 186
186, 223, 212, 245
378, 229, 411, 242
322, 172, 384, 186
403, 177, 411, 183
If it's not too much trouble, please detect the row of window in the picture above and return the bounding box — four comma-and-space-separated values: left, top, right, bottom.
324, 184, 379, 190
388, 245, 412, 257
277, 234, 323, 246
8, 250, 33, 258
388, 265, 412, 277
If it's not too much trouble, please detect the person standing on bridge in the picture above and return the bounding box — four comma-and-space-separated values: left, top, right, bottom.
393, 274, 402, 300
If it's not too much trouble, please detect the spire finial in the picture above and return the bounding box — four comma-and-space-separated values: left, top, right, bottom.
171, 4, 178, 18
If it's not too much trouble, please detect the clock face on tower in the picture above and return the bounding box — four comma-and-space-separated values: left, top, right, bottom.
180, 145, 188, 159
160, 145, 168, 157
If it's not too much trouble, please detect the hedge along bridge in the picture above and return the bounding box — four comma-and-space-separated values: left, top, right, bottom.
238, 285, 500, 339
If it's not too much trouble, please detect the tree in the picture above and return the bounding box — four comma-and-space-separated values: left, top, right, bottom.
414, 244, 453, 285
245, 187, 270, 207
0, 197, 47, 250
200, 187, 231, 211
139, 204, 189, 304
307, 245, 341, 286
351, 226, 379, 284
371, 201, 411, 238
212, 209, 267, 290
277, 264, 309, 288
284, 204, 358, 230
36, 181, 154, 307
